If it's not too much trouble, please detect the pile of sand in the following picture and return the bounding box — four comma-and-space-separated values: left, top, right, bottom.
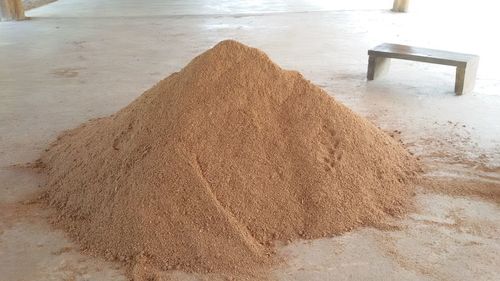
39, 40, 419, 275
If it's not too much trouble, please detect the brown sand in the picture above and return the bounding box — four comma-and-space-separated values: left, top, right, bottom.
39, 40, 420, 276
419, 177, 500, 204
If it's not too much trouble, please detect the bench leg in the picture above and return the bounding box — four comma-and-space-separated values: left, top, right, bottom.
455, 59, 479, 95
367, 56, 390, 80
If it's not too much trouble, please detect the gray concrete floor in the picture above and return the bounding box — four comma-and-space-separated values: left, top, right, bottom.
1, 0, 499, 280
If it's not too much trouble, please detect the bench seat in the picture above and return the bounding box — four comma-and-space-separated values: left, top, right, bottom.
367, 43, 479, 95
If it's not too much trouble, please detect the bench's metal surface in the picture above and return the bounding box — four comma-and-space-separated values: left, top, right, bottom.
367, 43, 479, 95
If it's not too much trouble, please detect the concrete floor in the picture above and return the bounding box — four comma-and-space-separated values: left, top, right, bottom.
1, 0, 499, 280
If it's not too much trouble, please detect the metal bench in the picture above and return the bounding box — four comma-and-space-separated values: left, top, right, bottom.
367, 43, 479, 95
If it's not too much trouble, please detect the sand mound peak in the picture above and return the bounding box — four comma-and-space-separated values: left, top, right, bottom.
194, 39, 274, 67
40, 40, 419, 276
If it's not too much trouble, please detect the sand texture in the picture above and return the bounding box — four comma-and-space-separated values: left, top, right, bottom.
39, 40, 420, 275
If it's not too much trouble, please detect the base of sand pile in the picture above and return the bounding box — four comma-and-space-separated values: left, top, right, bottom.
38, 40, 420, 277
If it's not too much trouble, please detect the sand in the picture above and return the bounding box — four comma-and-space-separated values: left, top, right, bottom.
38, 40, 420, 277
